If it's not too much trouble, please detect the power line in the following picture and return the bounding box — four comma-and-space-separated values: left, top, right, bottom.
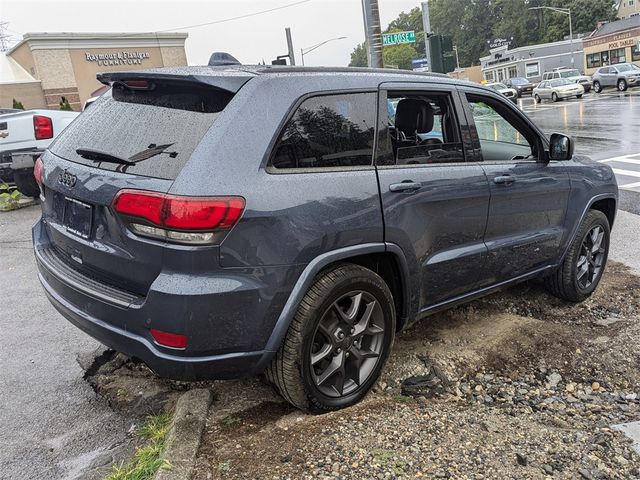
7, 0, 313, 39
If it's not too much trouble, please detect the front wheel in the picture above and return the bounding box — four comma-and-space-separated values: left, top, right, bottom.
552, 92, 559, 102
266, 264, 396, 413
545, 210, 610, 302
618, 79, 628, 92
576, 94, 583, 99
534, 94, 541, 104
593, 81, 602, 93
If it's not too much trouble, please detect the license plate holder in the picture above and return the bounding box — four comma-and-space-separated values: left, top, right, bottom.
63, 197, 93, 239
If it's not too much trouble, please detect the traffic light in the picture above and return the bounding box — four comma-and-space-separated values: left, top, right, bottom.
428, 35, 454, 73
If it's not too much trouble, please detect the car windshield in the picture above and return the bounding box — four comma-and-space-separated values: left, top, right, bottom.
509, 78, 528, 85
489, 83, 508, 90
550, 79, 571, 87
559, 70, 580, 78
616, 64, 635, 72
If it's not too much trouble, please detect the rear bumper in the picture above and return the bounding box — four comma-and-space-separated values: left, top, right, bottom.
33, 218, 299, 380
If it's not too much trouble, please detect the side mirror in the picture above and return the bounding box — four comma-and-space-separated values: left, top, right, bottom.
548, 133, 574, 161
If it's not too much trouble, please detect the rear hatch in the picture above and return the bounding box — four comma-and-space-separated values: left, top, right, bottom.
39, 71, 251, 296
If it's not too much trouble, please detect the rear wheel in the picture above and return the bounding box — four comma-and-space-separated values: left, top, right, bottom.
552, 92, 559, 102
545, 210, 610, 302
13, 169, 39, 198
576, 94, 583, 99
593, 81, 602, 93
618, 79, 628, 92
266, 264, 395, 413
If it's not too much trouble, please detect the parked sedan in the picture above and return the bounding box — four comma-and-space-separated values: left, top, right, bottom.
592, 63, 640, 93
486, 82, 518, 103
504, 77, 535, 97
533, 78, 584, 103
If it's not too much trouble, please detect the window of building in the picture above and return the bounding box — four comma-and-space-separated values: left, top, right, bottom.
525, 62, 540, 78
587, 52, 602, 69
376, 92, 465, 166
633, 44, 640, 62
270, 93, 376, 170
485, 70, 495, 82
610, 48, 626, 64
508, 66, 518, 78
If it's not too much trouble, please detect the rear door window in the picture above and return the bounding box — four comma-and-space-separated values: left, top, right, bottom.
269, 92, 376, 170
50, 82, 233, 180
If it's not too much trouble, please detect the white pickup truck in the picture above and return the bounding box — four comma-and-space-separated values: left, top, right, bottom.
0, 109, 79, 196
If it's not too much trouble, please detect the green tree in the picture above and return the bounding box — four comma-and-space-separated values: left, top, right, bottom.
386, 7, 426, 56
539, 0, 617, 43
59, 96, 73, 111
349, 42, 368, 67
12, 98, 24, 110
383, 43, 419, 70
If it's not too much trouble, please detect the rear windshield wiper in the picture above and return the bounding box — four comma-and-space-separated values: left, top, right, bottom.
76, 148, 136, 166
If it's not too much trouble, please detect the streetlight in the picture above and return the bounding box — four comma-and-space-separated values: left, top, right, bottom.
529, 6, 574, 67
453, 45, 460, 70
300, 36, 348, 66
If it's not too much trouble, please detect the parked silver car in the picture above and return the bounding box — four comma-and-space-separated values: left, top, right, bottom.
486, 82, 518, 103
533, 78, 584, 103
592, 63, 640, 93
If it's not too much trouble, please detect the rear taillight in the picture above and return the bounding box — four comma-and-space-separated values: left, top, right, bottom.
112, 189, 245, 245
33, 157, 44, 188
150, 328, 187, 349
33, 115, 53, 140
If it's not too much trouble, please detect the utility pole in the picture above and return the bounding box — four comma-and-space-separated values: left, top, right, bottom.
361, 0, 383, 68
285, 27, 296, 65
453, 45, 460, 70
529, 7, 573, 66
421, 1, 432, 71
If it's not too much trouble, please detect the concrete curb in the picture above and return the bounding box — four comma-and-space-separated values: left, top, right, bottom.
155, 388, 213, 480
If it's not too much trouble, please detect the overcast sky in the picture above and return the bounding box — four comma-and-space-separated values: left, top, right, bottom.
1, 0, 421, 66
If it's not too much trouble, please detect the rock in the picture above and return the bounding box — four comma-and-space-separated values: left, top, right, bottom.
591, 382, 600, 392
542, 464, 553, 474
547, 373, 562, 388
566, 383, 576, 393
516, 452, 528, 466
475, 385, 483, 392
578, 468, 594, 480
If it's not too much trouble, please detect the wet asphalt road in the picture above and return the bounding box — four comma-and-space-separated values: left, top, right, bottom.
0, 90, 639, 480
0, 207, 135, 480
518, 88, 640, 212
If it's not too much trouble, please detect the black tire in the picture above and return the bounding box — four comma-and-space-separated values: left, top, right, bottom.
545, 210, 610, 302
576, 94, 583, 99
593, 81, 602, 93
534, 94, 541, 104
617, 79, 628, 92
552, 92, 559, 102
266, 263, 395, 413
13, 169, 39, 198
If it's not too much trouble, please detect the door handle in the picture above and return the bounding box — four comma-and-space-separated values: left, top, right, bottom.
389, 181, 421, 193
493, 175, 516, 185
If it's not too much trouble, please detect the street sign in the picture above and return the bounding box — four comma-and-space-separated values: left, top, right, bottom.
412, 57, 429, 72
383, 31, 416, 46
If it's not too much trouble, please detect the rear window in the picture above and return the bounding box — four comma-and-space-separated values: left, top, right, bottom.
50, 81, 232, 180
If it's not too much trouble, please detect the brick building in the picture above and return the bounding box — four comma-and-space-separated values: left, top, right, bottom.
2, 32, 188, 111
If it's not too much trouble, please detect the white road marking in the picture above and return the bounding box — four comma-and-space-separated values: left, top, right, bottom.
599, 156, 640, 165
620, 181, 640, 190
611, 168, 640, 178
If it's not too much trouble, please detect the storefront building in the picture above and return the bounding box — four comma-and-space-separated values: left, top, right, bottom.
2, 32, 188, 111
582, 16, 640, 76
480, 39, 585, 84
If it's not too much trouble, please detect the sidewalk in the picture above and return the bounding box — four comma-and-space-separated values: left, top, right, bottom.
610, 209, 640, 274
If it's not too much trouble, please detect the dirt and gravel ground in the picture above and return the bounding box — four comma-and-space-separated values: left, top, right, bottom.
185, 261, 640, 480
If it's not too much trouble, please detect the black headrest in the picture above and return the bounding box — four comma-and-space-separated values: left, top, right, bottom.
395, 98, 434, 136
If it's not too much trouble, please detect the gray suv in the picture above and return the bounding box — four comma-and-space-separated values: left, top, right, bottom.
32, 65, 618, 412
592, 63, 640, 92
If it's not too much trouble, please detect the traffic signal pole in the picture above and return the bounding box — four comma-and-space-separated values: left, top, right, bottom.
361, 0, 384, 68
421, 1, 432, 71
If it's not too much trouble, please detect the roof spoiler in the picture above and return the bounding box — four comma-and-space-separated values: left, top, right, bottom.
96, 70, 251, 94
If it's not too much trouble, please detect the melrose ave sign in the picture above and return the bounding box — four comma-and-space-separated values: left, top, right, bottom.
85, 51, 151, 67
383, 31, 416, 46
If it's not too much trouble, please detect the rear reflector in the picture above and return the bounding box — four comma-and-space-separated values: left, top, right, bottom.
33, 115, 53, 140
112, 189, 245, 245
150, 328, 187, 349
34, 157, 44, 187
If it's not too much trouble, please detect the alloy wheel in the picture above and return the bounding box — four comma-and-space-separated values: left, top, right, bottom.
576, 225, 606, 290
310, 291, 385, 398
618, 79, 627, 92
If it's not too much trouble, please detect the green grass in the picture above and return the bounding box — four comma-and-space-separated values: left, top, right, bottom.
371, 448, 408, 476
393, 394, 413, 403
105, 413, 172, 480
218, 415, 242, 428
